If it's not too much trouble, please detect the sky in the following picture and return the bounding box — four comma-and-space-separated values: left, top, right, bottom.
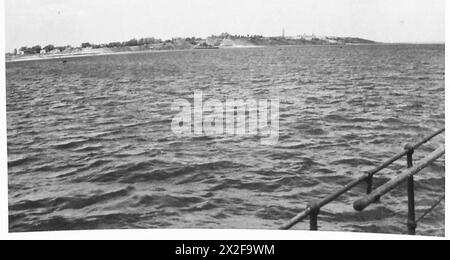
4, 0, 446, 51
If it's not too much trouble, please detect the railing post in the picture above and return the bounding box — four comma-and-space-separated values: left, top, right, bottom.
366, 173, 381, 202
366, 174, 373, 195
405, 144, 417, 235
309, 202, 320, 231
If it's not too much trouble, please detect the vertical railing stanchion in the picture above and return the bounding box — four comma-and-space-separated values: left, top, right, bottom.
309, 203, 320, 231
309, 214, 318, 231
407, 176, 417, 235
405, 144, 417, 235
366, 174, 373, 195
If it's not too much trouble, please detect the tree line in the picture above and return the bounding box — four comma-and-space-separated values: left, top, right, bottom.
15, 37, 182, 55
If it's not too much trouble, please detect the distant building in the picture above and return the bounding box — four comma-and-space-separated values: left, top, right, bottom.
40, 49, 47, 54
300, 34, 317, 41
220, 39, 234, 47
326, 39, 338, 44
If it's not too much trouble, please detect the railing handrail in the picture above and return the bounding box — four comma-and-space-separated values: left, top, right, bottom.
366, 127, 445, 177
353, 145, 445, 211
280, 127, 445, 231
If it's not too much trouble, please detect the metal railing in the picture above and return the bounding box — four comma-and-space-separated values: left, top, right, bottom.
280, 128, 445, 235
353, 145, 445, 235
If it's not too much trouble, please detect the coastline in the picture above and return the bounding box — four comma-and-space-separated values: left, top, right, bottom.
6, 35, 385, 63
6, 42, 440, 63
5, 45, 265, 63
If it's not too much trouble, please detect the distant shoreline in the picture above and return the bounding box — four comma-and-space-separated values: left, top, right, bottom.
6, 42, 444, 63
6, 34, 380, 63
5, 48, 183, 63
6, 45, 266, 63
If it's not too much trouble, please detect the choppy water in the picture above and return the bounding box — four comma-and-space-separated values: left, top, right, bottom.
7, 45, 445, 235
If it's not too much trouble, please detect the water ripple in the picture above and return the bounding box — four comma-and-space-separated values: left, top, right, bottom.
7, 44, 445, 235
